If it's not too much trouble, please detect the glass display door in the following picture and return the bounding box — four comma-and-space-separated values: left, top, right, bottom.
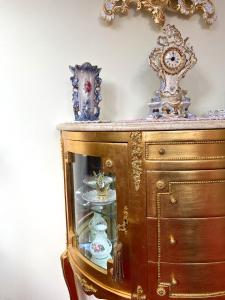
63, 140, 130, 282
72, 153, 117, 269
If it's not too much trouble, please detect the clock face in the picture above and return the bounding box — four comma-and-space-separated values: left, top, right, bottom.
162, 47, 186, 74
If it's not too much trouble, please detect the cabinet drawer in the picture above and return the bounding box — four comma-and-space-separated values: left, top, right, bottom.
147, 169, 225, 217
146, 141, 225, 161
148, 218, 225, 263
158, 180, 225, 218
148, 262, 225, 298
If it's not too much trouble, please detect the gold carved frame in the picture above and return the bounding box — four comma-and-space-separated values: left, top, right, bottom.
101, 0, 216, 26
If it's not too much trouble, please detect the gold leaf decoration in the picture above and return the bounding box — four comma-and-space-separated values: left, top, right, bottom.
101, 0, 216, 26
132, 285, 147, 300
130, 132, 143, 192
75, 273, 97, 294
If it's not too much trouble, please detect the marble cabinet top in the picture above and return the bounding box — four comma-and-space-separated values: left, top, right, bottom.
57, 119, 225, 132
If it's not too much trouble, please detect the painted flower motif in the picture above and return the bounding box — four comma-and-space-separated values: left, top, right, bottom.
91, 243, 105, 253
84, 80, 92, 94
69, 62, 102, 121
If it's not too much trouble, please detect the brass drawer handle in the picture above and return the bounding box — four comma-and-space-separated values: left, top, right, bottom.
159, 148, 166, 155
171, 275, 178, 286
169, 235, 176, 245
170, 196, 177, 204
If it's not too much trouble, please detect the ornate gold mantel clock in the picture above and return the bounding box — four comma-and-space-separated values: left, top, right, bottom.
148, 24, 197, 119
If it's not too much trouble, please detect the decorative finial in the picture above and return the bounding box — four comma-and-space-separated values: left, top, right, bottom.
93, 172, 110, 200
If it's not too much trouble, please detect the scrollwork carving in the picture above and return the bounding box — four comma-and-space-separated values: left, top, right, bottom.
130, 132, 143, 191
74, 273, 97, 294
118, 206, 129, 233
132, 285, 146, 300
101, 0, 216, 26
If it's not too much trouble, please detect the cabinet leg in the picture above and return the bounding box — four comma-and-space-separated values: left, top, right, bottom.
61, 251, 79, 300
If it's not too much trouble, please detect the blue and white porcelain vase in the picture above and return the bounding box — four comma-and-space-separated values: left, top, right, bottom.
70, 62, 102, 121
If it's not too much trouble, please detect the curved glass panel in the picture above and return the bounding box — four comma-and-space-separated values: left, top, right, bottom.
72, 153, 117, 270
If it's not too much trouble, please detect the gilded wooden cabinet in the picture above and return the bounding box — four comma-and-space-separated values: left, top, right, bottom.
58, 120, 225, 300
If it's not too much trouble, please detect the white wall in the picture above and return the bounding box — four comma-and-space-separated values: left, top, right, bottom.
0, 1, 224, 300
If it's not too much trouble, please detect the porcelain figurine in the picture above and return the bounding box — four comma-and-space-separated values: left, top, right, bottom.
204, 110, 225, 120
147, 25, 197, 119
70, 62, 102, 121
89, 206, 107, 242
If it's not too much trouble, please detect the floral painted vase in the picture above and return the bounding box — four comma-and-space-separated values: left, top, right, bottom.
69, 62, 102, 121
90, 224, 112, 269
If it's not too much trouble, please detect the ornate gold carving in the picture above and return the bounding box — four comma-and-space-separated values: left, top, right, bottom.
75, 273, 97, 294
157, 285, 167, 297
101, 0, 216, 26
177, 0, 216, 25
118, 206, 129, 234
130, 132, 143, 191
132, 285, 146, 300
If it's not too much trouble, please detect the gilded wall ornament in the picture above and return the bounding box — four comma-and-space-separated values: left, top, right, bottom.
147, 24, 197, 119
101, 0, 216, 26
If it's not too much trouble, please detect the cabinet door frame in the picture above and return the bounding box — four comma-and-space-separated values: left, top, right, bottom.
62, 138, 132, 294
